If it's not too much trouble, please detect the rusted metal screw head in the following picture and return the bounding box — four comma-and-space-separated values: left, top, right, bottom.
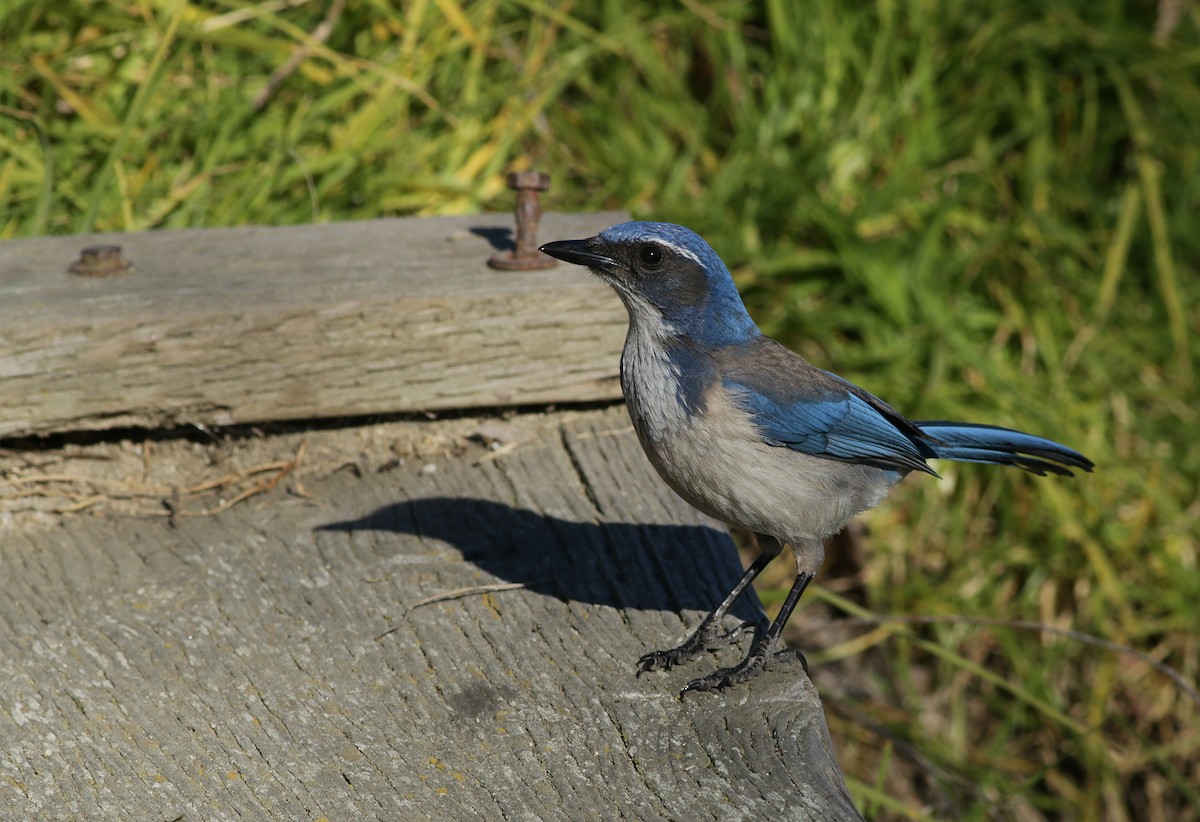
69, 245, 133, 277
489, 171, 556, 271
506, 171, 551, 192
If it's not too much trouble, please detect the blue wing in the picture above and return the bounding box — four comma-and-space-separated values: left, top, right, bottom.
729, 378, 935, 474
714, 338, 1092, 478
717, 338, 936, 475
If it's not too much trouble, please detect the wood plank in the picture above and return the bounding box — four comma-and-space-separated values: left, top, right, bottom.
0, 407, 863, 820
0, 212, 629, 438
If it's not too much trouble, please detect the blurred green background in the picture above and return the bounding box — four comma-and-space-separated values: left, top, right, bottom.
3, 0, 1198, 818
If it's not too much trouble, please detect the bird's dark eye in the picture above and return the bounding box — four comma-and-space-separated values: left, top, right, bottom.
637, 243, 664, 269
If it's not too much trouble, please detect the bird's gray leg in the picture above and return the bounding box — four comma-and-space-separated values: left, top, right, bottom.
636, 536, 781, 675
681, 538, 823, 694
680, 570, 813, 694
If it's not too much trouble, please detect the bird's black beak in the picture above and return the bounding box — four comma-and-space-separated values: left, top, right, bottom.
538, 238, 618, 273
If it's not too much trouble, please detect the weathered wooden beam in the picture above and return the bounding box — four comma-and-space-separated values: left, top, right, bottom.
0, 212, 629, 438
0, 407, 863, 819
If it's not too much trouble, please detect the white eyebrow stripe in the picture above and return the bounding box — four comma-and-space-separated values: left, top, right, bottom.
657, 239, 704, 265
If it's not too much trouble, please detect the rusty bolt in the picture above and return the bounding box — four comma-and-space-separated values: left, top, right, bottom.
69, 245, 133, 277
488, 171, 556, 270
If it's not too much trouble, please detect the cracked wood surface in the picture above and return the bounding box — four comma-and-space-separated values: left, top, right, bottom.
0, 211, 628, 438
0, 407, 862, 820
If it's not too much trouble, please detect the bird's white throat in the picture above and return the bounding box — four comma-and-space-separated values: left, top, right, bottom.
619, 304, 691, 444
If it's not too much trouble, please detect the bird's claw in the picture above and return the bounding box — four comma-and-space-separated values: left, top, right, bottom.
771, 647, 809, 674
636, 649, 681, 675
678, 646, 807, 696
635, 620, 759, 677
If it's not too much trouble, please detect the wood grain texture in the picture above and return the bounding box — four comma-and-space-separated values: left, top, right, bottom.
0, 212, 629, 438
0, 408, 862, 820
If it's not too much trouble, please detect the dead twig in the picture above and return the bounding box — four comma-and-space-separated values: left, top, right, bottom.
374, 582, 537, 641
177, 439, 306, 518
1, 440, 308, 519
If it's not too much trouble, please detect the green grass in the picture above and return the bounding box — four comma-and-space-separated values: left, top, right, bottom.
3, 1, 1198, 818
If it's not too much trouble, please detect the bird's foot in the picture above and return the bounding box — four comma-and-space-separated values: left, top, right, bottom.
679, 639, 807, 696
636, 620, 758, 676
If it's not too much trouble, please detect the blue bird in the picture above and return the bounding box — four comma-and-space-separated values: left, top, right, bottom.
540, 221, 1093, 694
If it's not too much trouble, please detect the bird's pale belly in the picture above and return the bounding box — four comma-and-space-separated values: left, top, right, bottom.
629, 384, 899, 543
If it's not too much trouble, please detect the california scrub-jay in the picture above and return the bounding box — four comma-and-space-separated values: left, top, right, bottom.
540, 221, 1093, 694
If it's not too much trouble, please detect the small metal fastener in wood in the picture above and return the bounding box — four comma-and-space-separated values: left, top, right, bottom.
488, 171, 557, 270
69, 245, 133, 277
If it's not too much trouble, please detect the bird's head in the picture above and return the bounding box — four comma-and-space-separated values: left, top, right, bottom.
540, 221, 759, 346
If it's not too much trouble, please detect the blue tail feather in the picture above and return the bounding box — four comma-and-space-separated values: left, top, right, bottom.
915, 421, 1094, 477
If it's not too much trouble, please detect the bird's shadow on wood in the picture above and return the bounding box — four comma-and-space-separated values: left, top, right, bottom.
316, 496, 762, 624
468, 226, 515, 252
